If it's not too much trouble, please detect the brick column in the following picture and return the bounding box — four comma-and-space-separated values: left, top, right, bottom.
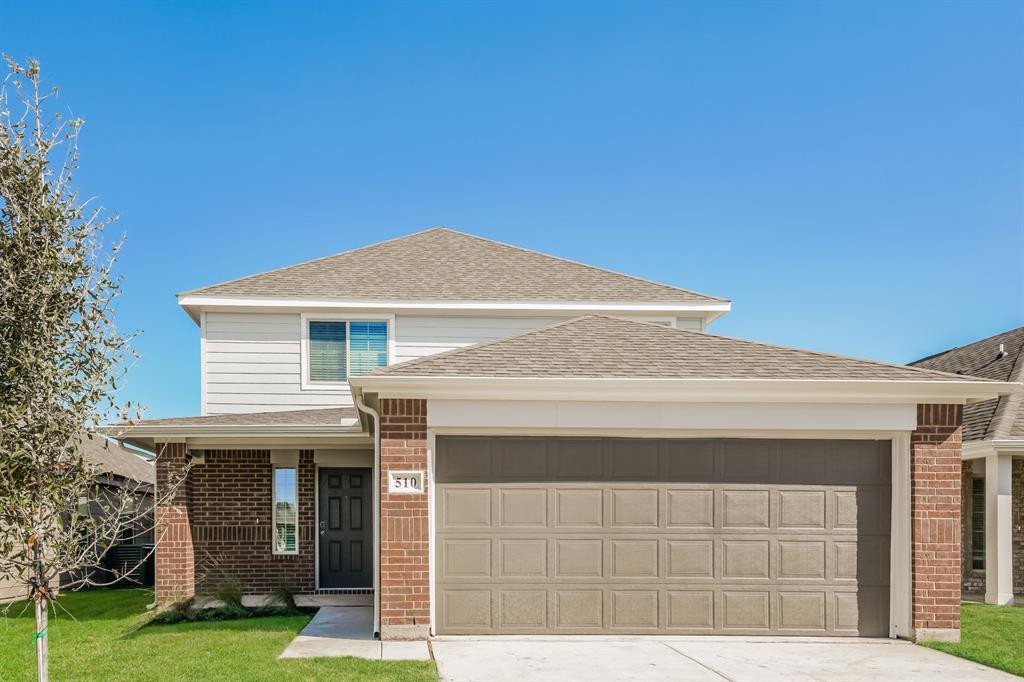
378, 399, 430, 639
154, 442, 195, 605
911, 404, 962, 642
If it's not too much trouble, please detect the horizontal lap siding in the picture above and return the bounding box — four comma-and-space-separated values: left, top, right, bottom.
204, 312, 351, 414
203, 312, 705, 413
394, 315, 699, 364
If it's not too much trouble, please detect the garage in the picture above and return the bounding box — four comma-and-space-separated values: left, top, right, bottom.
434, 435, 891, 637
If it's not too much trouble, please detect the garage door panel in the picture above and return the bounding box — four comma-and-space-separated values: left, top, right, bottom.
609, 489, 659, 527
609, 438, 660, 479
555, 489, 603, 527
496, 437, 548, 479
610, 539, 659, 578
498, 489, 547, 527
667, 489, 715, 528
721, 489, 770, 529
435, 436, 890, 636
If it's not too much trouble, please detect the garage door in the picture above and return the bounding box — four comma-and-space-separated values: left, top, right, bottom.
435, 437, 891, 636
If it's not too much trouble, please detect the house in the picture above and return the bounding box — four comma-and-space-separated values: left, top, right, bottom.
911, 327, 1023, 606
112, 227, 1013, 643
0, 435, 155, 603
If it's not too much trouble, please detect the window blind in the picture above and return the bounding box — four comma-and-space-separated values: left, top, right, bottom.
348, 321, 388, 376
308, 321, 346, 382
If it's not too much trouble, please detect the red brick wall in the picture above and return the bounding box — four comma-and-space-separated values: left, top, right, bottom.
191, 450, 315, 594
911, 404, 963, 635
378, 399, 430, 636
155, 442, 194, 603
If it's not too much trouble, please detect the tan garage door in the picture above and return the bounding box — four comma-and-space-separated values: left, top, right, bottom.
435, 437, 891, 636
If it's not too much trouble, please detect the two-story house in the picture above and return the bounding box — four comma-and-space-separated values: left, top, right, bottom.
113, 227, 1010, 644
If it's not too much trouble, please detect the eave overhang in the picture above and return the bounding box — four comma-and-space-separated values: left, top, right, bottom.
99, 422, 367, 450
176, 294, 732, 325
349, 376, 1016, 406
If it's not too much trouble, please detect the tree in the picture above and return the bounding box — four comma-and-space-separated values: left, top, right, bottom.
0, 56, 181, 682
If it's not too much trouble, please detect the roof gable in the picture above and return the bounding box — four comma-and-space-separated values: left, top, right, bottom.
911, 327, 1024, 440
372, 314, 979, 382
181, 227, 725, 305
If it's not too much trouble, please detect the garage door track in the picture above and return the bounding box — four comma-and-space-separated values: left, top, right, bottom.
431, 637, 1016, 682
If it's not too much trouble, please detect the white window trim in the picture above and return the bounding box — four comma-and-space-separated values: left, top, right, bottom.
300, 312, 396, 391
272, 464, 299, 556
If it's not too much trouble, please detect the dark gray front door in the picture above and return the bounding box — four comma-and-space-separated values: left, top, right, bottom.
318, 468, 372, 588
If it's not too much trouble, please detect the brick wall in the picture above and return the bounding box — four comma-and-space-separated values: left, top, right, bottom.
378, 398, 430, 639
911, 404, 962, 639
191, 450, 315, 594
155, 446, 316, 602
155, 442, 194, 604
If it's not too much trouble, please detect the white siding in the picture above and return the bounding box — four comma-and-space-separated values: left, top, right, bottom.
202, 311, 706, 414
204, 312, 348, 414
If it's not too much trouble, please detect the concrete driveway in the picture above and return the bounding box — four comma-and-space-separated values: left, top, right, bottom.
431, 637, 1016, 682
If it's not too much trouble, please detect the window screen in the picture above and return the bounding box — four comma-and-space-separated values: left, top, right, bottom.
972, 477, 985, 571
274, 467, 298, 554
348, 321, 388, 376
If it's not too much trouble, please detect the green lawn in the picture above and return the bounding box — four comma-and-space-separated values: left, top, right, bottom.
0, 589, 437, 681
922, 602, 1024, 677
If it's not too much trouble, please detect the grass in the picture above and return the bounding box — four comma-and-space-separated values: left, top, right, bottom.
0, 589, 437, 681
922, 602, 1024, 677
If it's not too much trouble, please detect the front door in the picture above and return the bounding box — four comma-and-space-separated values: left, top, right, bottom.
318, 468, 373, 588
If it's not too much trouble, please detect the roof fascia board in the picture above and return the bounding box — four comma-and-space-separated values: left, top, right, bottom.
964, 438, 1024, 459
99, 424, 367, 440
350, 376, 1015, 405
177, 295, 731, 314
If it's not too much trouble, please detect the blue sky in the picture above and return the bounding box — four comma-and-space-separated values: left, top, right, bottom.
2, 1, 1021, 418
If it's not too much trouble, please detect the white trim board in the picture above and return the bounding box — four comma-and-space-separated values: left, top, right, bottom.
427, 400, 918, 432
353, 376, 1011, 405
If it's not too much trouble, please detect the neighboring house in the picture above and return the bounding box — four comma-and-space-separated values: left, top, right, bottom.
111, 227, 1012, 644
911, 327, 1023, 606
0, 435, 155, 603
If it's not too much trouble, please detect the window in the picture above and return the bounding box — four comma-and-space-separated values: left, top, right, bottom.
306, 319, 388, 384
971, 477, 985, 571
273, 467, 298, 554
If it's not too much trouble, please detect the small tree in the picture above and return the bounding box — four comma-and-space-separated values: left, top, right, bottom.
0, 57, 182, 681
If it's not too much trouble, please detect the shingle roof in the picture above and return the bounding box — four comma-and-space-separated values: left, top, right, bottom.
122, 407, 357, 427
181, 227, 726, 304
79, 434, 155, 484
372, 314, 980, 382
911, 327, 1024, 441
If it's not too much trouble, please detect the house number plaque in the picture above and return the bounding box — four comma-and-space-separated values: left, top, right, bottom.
388, 470, 425, 494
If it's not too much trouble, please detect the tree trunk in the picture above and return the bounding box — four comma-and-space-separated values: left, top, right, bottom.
35, 597, 48, 682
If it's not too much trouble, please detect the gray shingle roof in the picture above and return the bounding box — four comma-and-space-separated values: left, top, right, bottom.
372, 315, 980, 381
911, 327, 1024, 441
79, 434, 155, 484
181, 227, 726, 304
123, 407, 357, 427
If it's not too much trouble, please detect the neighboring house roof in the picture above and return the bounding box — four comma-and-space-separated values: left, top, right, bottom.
79, 434, 155, 485
910, 327, 1024, 441
370, 314, 984, 382
123, 407, 358, 427
179, 227, 726, 305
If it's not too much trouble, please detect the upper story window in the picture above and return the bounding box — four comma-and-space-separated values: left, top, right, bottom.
302, 314, 391, 389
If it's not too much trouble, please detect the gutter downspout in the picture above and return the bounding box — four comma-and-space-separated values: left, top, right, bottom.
353, 390, 381, 638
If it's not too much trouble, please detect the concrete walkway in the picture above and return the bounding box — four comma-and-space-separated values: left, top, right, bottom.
279, 607, 431, 661
431, 637, 1017, 682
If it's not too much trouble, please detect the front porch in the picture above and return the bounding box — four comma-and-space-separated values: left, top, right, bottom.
961, 450, 1023, 606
